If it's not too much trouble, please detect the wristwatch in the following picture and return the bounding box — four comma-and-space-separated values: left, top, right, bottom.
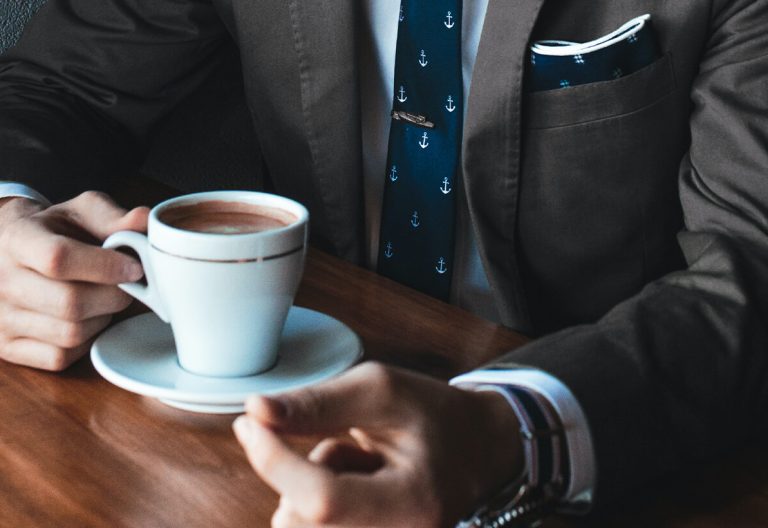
456, 479, 561, 527
456, 385, 567, 528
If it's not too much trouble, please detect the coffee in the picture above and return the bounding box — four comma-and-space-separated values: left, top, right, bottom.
159, 200, 297, 234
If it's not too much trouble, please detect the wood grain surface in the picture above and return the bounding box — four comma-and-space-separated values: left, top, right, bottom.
0, 244, 528, 528
0, 182, 765, 527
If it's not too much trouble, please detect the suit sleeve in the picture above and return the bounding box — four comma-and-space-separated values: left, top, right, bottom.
482, 0, 768, 506
0, 0, 227, 202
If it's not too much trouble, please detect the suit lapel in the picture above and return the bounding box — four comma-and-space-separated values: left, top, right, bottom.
233, 0, 364, 262
463, 0, 546, 333
288, 0, 364, 262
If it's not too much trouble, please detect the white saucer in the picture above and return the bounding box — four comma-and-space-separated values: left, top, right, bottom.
91, 307, 363, 414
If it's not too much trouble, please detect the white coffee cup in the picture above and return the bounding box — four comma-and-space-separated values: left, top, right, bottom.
103, 191, 309, 377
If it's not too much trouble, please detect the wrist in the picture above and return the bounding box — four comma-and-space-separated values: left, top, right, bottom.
0, 196, 44, 221
459, 387, 568, 527
472, 390, 526, 495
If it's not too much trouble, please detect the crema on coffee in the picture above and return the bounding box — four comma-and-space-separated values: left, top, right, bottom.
159, 200, 297, 235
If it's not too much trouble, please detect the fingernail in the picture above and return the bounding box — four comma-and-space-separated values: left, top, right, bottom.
233, 415, 255, 440
124, 261, 144, 282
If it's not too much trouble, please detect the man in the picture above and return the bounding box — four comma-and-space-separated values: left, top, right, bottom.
1, 0, 767, 526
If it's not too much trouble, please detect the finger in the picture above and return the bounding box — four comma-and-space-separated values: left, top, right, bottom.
245, 362, 424, 435
234, 416, 331, 499
308, 438, 384, 474
0, 338, 89, 371
49, 191, 149, 241
272, 501, 313, 528
234, 415, 397, 526
7, 220, 143, 283
0, 305, 111, 349
2, 266, 134, 321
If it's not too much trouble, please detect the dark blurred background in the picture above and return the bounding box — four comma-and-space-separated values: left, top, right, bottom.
0, 0, 263, 199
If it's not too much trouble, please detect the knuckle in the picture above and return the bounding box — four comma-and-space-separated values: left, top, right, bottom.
56, 286, 84, 321
77, 190, 110, 206
58, 321, 87, 348
362, 362, 398, 396
44, 347, 72, 372
0, 219, 27, 255
293, 388, 327, 424
42, 239, 70, 278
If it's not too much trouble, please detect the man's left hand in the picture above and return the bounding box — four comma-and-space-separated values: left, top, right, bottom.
234, 362, 524, 527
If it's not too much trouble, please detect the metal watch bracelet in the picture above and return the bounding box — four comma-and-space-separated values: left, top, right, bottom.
457, 385, 567, 527
456, 480, 561, 528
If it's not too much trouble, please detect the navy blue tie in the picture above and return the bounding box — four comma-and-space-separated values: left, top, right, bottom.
377, 1, 463, 301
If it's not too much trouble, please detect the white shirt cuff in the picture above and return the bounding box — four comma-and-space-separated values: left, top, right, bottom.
451, 368, 596, 507
0, 182, 52, 207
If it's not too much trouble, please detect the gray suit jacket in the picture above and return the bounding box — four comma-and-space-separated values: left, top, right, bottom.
1, 0, 767, 507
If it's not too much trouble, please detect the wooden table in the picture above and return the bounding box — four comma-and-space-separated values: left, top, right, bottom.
1, 182, 766, 527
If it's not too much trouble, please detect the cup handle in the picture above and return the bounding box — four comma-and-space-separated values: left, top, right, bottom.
103, 231, 171, 323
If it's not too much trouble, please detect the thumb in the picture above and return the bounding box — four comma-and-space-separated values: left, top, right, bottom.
52, 191, 149, 241
112, 206, 150, 235
246, 363, 412, 435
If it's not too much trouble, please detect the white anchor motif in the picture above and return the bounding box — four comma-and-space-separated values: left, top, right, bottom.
445, 95, 456, 113
397, 85, 408, 103
444, 11, 455, 29
419, 132, 429, 149
419, 50, 428, 67
384, 242, 394, 258
399, 5, 404, 22
440, 177, 452, 194
436, 257, 448, 274
411, 211, 420, 228
390, 165, 398, 182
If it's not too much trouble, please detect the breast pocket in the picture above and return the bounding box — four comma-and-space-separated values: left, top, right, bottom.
524, 52, 676, 129
517, 52, 688, 333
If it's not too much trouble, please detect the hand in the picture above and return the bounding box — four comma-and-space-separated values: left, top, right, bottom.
0, 191, 148, 370
234, 362, 525, 528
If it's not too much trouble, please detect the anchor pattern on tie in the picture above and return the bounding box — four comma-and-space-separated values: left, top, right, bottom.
440, 177, 452, 195
418, 50, 429, 67
410, 211, 421, 228
377, 0, 463, 301
444, 11, 455, 29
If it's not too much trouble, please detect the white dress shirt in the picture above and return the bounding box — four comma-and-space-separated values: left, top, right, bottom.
0, 0, 596, 507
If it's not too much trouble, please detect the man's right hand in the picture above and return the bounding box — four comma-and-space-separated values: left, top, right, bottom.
0, 191, 149, 371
